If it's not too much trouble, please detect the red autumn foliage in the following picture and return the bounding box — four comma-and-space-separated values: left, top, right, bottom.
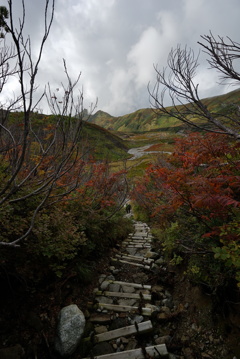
132, 133, 240, 235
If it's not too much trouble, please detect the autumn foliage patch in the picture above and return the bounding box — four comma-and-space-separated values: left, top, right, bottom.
0, 158, 131, 281
132, 133, 240, 288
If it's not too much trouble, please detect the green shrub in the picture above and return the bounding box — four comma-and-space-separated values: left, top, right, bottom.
29, 207, 88, 277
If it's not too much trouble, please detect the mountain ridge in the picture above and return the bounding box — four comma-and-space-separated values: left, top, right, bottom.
89, 88, 240, 133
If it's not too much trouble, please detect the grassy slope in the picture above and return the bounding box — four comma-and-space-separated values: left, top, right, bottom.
80, 121, 130, 161
89, 88, 240, 133
7, 111, 131, 162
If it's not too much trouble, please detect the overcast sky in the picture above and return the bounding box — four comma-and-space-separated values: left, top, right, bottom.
2, 0, 240, 116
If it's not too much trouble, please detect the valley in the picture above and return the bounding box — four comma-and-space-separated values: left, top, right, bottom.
1, 3, 240, 357
1, 89, 240, 359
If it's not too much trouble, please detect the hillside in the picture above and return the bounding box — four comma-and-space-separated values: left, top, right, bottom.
7, 111, 130, 162
89, 89, 240, 133
80, 120, 130, 161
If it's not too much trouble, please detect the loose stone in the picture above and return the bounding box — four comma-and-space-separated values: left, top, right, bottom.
109, 283, 121, 292
94, 325, 108, 334
131, 315, 144, 324
155, 335, 172, 345
121, 285, 135, 293
96, 296, 113, 304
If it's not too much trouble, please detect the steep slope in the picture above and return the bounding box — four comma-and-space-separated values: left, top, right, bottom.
90, 89, 240, 133
81, 120, 130, 161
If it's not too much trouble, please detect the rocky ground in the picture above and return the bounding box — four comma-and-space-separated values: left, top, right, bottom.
0, 220, 240, 359
77, 224, 239, 359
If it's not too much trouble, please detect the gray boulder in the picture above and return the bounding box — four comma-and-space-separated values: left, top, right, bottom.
55, 304, 86, 357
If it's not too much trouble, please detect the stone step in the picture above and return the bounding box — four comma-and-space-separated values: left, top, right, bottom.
123, 239, 152, 244
121, 243, 151, 248
94, 290, 152, 301
111, 258, 151, 269
134, 232, 151, 235
96, 303, 152, 316
107, 280, 151, 290
130, 235, 153, 240
82, 344, 168, 359
115, 253, 154, 264
133, 225, 149, 229
99, 280, 152, 292
94, 320, 153, 343
132, 232, 149, 236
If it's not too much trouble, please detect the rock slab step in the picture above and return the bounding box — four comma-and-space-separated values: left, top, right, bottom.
96, 303, 152, 316
82, 343, 168, 359
95, 290, 151, 301
94, 320, 153, 343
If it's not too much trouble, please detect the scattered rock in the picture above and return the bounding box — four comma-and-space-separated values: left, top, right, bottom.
145, 303, 160, 312
145, 251, 158, 259
100, 281, 110, 290
120, 336, 129, 344
125, 338, 138, 350
55, 304, 86, 357
96, 296, 113, 304
94, 325, 108, 334
122, 285, 135, 293
109, 283, 121, 292
162, 298, 173, 308
131, 315, 144, 324
118, 298, 136, 306
152, 285, 164, 293
155, 335, 172, 345
155, 257, 165, 266
98, 274, 107, 284
160, 306, 171, 315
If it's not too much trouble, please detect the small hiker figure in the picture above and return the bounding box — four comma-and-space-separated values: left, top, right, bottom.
126, 203, 131, 214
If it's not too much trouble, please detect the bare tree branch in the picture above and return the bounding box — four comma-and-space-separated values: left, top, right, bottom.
149, 34, 240, 140
0, 1, 100, 247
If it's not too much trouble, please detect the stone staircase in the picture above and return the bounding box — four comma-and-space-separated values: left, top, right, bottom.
82, 221, 171, 359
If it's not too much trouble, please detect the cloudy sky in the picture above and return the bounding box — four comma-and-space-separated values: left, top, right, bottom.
2, 0, 240, 116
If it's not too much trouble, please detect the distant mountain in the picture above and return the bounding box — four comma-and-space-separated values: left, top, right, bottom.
90, 110, 116, 130
89, 89, 240, 133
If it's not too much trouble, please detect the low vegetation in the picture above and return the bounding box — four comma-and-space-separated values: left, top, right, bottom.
132, 133, 240, 294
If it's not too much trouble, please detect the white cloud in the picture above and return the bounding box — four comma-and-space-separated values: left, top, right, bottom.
127, 27, 163, 88
127, 11, 180, 89
1, 0, 240, 116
